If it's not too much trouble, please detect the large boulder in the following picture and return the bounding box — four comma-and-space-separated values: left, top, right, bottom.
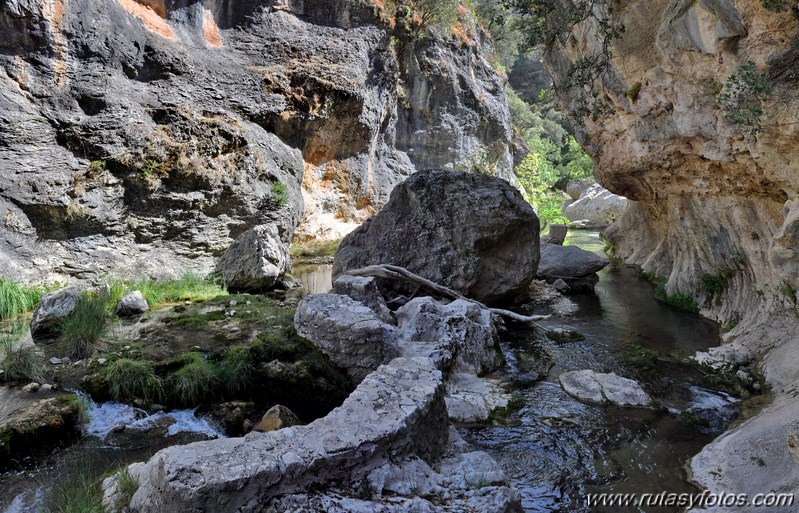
215, 225, 290, 293
331, 275, 394, 325
333, 170, 540, 305
30, 287, 81, 337
565, 178, 594, 200
563, 184, 628, 227
538, 243, 608, 291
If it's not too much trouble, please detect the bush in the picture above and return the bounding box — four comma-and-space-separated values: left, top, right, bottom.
700, 268, 736, 295
169, 353, 218, 406
270, 181, 289, 206
105, 359, 162, 403
0, 278, 44, 320
59, 294, 108, 359
217, 345, 256, 395
0, 321, 42, 382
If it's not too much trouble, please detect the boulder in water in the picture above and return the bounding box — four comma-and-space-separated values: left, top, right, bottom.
538, 243, 608, 291
559, 370, 653, 407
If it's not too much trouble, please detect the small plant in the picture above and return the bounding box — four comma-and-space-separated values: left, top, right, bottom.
750, 456, 767, 467
289, 239, 342, 259
59, 294, 108, 359
169, 352, 218, 406
762, 0, 790, 12
779, 282, 797, 303
717, 61, 773, 132
217, 345, 256, 394
270, 181, 289, 206
0, 278, 44, 320
113, 467, 138, 512
0, 321, 42, 382
700, 267, 736, 295
721, 311, 742, 333
457, 147, 496, 176
39, 464, 104, 513
87, 160, 106, 174
655, 283, 699, 312
626, 82, 642, 101
105, 358, 162, 403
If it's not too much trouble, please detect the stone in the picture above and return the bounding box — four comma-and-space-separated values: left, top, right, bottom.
253, 405, 301, 433
563, 184, 628, 227
49, 357, 63, 365
294, 294, 399, 384
559, 370, 653, 407
541, 223, 568, 245
538, 243, 609, 291
30, 287, 81, 337
566, 178, 594, 200
333, 170, 540, 306
96, 358, 108, 366
215, 225, 290, 293
116, 291, 149, 317
546, 328, 586, 343
22, 382, 41, 393
332, 275, 394, 325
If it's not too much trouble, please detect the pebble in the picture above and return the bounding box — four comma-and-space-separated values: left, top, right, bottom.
97, 358, 108, 365
246, 301, 252, 305
184, 300, 192, 306
22, 382, 41, 393
49, 357, 63, 365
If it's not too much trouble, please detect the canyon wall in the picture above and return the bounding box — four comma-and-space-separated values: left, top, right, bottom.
0, 0, 515, 284
544, 1, 799, 507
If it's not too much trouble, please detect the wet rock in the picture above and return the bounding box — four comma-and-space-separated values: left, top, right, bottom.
332, 275, 394, 325
559, 370, 653, 407
693, 345, 753, 372
563, 184, 628, 227
541, 224, 568, 245
333, 170, 540, 305
512, 371, 542, 388
546, 328, 586, 343
215, 225, 290, 293
538, 243, 608, 291
294, 294, 399, 384
30, 287, 81, 337
207, 401, 258, 437
444, 372, 512, 423
253, 405, 301, 433
116, 291, 149, 317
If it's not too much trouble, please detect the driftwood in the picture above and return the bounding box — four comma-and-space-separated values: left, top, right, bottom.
345, 264, 550, 329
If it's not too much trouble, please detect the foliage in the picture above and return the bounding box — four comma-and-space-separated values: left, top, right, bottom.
105, 358, 162, 403
0, 278, 44, 320
290, 239, 342, 259
168, 352, 218, 406
700, 268, 736, 295
717, 61, 773, 132
127, 273, 224, 307
386, 0, 460, 37
626, 82, 642, 101
40, 465, 104, 513
113, 468, 138, 513
217, 345, 256, 395
0, 320, 42, 382
514, 151, 569, 227
59, 294, 108, 359
468, 0, 531, 67
654, 283, 699, 312
270, 181, 289, 206
779, 282, 797, 303
762, 0, 790, 12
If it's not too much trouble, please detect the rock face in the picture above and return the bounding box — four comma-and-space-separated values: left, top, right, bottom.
214, 225, 290, 292
30, 286, 81, 336
0, 0, 515, 284
537, 243, 608, 291
544, 1, 799, 503
559, 370, 652, 408
563, 184, 628, 227
116, 291, 149, 317
104, 358, 521, 512
333, 170, 540, 305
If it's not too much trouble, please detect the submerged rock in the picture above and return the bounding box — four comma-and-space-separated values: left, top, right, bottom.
333, 170, 540, 305
30, 286, 81, 337
215, 225, 290, 293
559, 370, 653, 407
117, 291, 149, 317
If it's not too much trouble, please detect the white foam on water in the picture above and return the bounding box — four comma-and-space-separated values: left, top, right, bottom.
687, 385, 738, 412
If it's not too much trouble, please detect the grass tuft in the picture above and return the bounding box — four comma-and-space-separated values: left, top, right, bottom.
113, 467, 138, 512
0, 320, 42, 382
39, 464, 104, 513
105, 358, 162, 403
217, 345, 256, 395
59, 293, 109, 359
128, 273, 224, 307
0, 278, 44, 320
168, 352, 218, 406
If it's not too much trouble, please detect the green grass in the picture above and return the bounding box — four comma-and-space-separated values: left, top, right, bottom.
270, 181, 289, 206
289, 239, 342, 259
0, 278, 44, 320
217, 345, 255, 395
113, 467, 138, 512
105, 358, 162, 403
168, 353, 218, 406
58, 294, 108, 359
779, 282, 797, 304
39, 465, 104, 513
127, 273, 224, 307
0, 320, 42, 382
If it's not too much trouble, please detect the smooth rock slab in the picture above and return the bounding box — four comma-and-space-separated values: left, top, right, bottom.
559, 370, 653, 407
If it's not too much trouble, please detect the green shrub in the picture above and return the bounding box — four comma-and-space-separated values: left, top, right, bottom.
59, 294, 108, 359
0, 278, 44, 320
290, 239, 342, 259
0, 321, 42, 382
105, 358, 162, 403
217, 345, 256, 394
655, 283, 699, 312
780, 282, 797, 303
113, 467, 138, 512
40, 465, 104, 513
627, 82, 642, 101
129, 273, 224, 306
700, 268, 736, 295
270, 181, 289, 206
169, 353, 218, 406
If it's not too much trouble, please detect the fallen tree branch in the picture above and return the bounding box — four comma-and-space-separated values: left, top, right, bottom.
345, 264, 550, 329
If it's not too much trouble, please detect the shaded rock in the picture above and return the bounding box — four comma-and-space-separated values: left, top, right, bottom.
333, 170, 540, 305
538, 243, 608, 291
116, 291, 149, 317
332, 275, 394, 324
253, 405, 301, 433
294, 294, 399, 384
546, 328, 586, 343
215, 225, 290, 293
541, 223, 568, 245
559, 370, 653, 407
207, 401, 258, 438
30, 287, 81, 337
395, 297, 500, 375
21, 383, 40, 393
444, 372, 512, 424
563, 184, 628, 227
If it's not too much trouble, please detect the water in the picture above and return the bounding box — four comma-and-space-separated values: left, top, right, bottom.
294, 263, 333, 294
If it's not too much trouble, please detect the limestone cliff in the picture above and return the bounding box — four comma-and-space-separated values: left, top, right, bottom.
0, 0, 515, 283
544, 1, 799, 507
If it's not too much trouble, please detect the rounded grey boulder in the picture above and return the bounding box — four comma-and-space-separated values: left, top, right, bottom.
116, 291, 149, 317
333, 170, 540, 305
30, 286, 81, 337
215, 225, 290, 293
